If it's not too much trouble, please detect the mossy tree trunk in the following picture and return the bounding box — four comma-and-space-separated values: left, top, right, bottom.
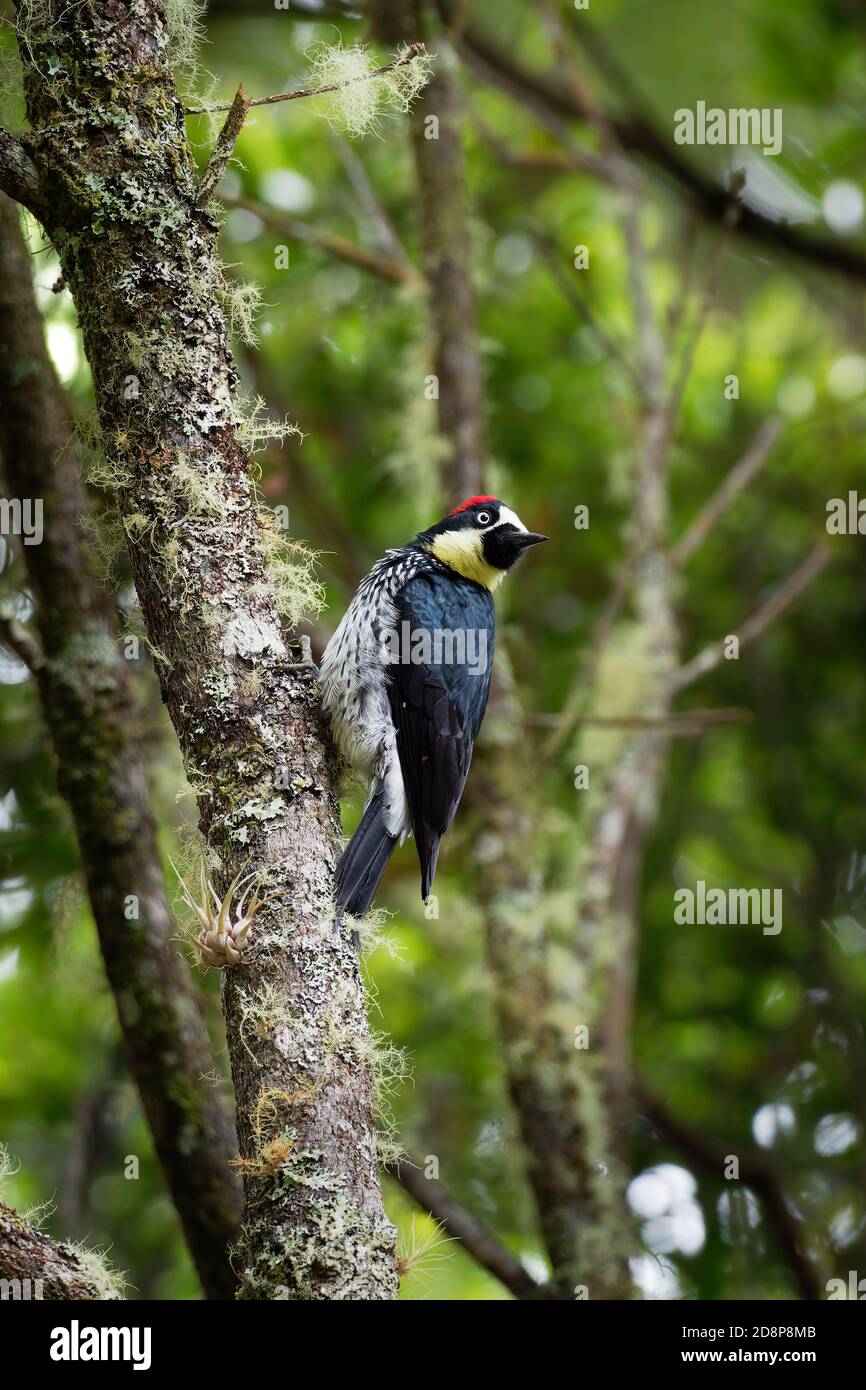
0, 1204, 124, 1300
2, 1, 396, 1299
0, 190, 242, 1301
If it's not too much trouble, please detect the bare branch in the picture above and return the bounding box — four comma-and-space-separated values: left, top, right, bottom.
0, 127, 46, 220
327, 130, 417, 271
532, 707, 753, 735
541, 531, 643, 764
665, 175, 745, 427
529, 225, 646, 399
387, 1157, 549, 1300
185, 42, 428, 114
449, 10, 866, 286
0, 607, 43, 672
221, 193, 422, 286
671, 417, 783, 566
197, 83, 251, 205
0, 1203, 125, 1300
672, 544, 832, 691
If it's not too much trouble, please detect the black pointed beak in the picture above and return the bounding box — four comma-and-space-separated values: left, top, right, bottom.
515, 531, 549, 549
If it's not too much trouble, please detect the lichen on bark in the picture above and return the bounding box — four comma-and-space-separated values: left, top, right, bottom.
9, 0, 396, 1299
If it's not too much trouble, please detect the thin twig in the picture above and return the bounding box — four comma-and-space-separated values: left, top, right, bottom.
622, 172, 666, 404
327, 129, 417, 272
221, 193, 422, 286
197, 83, 251, 205
0, 608, 43, 671
185, 43, 427, 115
386, 1157, 550, 1300
529, 225, 646, 398
541, 531, 643, 764
672, 544, 832, 691
666, 174, 745, 427
671, 417, 783, 566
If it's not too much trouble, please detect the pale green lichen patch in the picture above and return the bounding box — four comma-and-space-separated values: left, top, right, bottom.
237, 1150, 398, 1300
13, 0, 398, 1305
304, 40, 432, 138
64, 1241, 129, 1300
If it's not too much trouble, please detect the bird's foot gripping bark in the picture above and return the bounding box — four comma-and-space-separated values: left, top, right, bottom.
285, 634, 319, 673
173, 860, 271, 970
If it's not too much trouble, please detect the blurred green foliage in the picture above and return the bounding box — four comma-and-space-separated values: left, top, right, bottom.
1, 0, 865, 1299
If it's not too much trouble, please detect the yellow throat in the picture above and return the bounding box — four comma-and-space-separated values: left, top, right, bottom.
425, 531, 506, 590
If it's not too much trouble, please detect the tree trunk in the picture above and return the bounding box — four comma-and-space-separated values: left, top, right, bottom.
5, 1, 395, 1299
0, 190, 242, 1301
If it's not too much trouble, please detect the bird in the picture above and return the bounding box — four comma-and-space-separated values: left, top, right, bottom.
320, 495, 548, 940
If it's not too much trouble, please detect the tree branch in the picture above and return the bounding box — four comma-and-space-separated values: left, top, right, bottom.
328, 130, 418, 271
221, 193, 422, 286
532, 707, 753, 736
529, 224, 646, 399
185, 42, 428, 114
197, 82, 251, 205
671, 417, 783, 566
0, 607, 43, 672
0, 127, 46, 220
0, 1203, 125, 1300
448, 9, 866, 285
387, 1157, 548, 1299
373, 3, 486, 498
672, 543, 832, 691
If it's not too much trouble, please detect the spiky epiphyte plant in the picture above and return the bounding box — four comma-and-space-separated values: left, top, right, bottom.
396, 1214, 454, 1289
172, 859, 270, 969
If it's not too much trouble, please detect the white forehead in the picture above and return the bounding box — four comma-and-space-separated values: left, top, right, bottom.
492, 505, 527, 533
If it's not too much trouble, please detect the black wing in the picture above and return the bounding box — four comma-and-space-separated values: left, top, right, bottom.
385, 572, 494, 899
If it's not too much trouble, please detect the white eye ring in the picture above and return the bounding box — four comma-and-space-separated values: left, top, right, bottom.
476, 511, 491, 526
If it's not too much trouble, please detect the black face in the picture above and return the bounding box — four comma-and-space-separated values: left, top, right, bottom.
481, 523, 548, 572
416, 498, 548, 566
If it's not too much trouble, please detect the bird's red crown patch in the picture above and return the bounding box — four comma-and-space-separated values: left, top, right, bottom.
448, 495, 497, 516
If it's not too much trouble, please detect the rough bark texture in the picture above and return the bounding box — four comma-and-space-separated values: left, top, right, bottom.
8, 1, 395, 1299
0, 190, 242, 1301
0, 1203, 124, 1300
372, 0, 485, 499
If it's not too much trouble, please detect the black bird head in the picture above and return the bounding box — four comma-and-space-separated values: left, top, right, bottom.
414, 496, 548, 590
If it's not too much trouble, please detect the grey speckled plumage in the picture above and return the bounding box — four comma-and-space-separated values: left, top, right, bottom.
320, 498, 547, 925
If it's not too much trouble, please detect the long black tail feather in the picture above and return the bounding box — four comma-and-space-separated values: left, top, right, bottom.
334, 779, 398, 920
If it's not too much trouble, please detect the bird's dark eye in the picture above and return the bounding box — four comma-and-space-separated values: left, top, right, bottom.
476, 511, 491, 526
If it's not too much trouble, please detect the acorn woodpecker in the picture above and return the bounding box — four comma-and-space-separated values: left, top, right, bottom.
320, 496, 547, 934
